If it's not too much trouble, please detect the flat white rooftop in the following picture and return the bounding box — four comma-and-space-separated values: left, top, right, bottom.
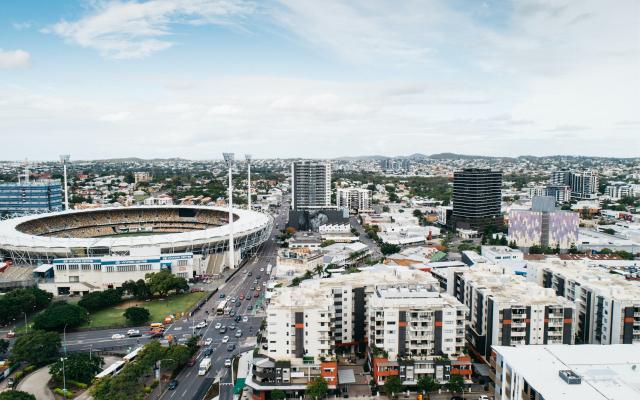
494, 344, 640, 400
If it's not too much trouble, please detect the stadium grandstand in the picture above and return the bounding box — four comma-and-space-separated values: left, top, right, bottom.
0, 206, 273, 265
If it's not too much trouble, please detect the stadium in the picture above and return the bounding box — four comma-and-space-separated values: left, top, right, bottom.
0, 205, 273, 265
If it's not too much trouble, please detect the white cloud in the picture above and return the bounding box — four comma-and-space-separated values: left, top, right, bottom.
12, 22, 31, 30
157, 103, 196, 113
49, 0, 255, 59
99, 112, 131, 121
0, 48, 32, 69
208, 105, 242, 115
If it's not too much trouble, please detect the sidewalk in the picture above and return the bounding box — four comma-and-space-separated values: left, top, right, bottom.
16, 364, 54, 400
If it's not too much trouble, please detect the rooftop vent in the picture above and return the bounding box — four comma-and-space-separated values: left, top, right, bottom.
558, 370, 581, 385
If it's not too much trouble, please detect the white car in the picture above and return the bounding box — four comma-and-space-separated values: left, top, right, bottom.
224, 358, 232, 368
196, 322, 207, 329
263, 282, 267, 286
215, 323, 222, 329
260, 268, 264, 272
127, 329, 139, 335
478, 396, 489, 400
111, 334, 125, 339
242, 316, 249, 323
222, 336, 230, 343
204, 338, 213, 346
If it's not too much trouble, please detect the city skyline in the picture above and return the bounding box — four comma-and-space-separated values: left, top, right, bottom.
1, 0, 638, 159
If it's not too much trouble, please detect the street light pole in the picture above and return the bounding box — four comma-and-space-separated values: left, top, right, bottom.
63, 324, 68, 356
245, 155, 252, 211
61, 357, 67, 393
223, 153, 235, 270
90, 344, 92, 361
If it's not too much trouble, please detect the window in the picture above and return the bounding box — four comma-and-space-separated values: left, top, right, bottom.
105, 266, 114, 273
69, 264, 79, 270
286, 332, 289, 336
270, 314, 277, 317
286, 341, 289, 345
270, 322, 277, 326
140, 264, 152, 271
320, 322, 325, 326
445, 321, 454, 325
177, 273, 187, 278
387, 339, 395, 343
445, 339, 453, 342
56, 265, 67, 271
178, 260, 188, 266
69, 276, 79, 282
387, 330, 396, 334
117, 265, 136, 272
387, 321, 396, 325
321, 314, 325, 317
286, 350, 289, 354
93, 264, 101, 270
305, 332, 308, 336
81, 264, 91, 270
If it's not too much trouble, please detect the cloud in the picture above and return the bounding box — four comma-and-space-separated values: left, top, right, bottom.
157, 103, 196, 113
208, 105, 242, 115
165, 79, 198, 90
488, 113, 512, 121
99, 112, 131, 121
0, 48, 32, 69
49, 0, 255, 59
548, 125, 590, 132
12, 22, 31, 30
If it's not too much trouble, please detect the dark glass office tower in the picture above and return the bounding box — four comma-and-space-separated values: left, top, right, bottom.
451, 168, 503, 231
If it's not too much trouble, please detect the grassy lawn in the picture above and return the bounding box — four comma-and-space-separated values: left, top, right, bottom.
77, 291, 208, 328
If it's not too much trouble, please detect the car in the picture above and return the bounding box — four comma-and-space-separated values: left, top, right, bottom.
260, 268, 264, 272
254, 293, 259, 297
236, 302, 241, 307
263, 281, 267, 286
230, 323, 236, 330
220, 326, 227, 334
243, 316, 249, 323
204, 347, 213, 356
236, 329, 242, 338
204, 338, 213, 346
477, 396, 489, 400
215, 323, 223, 330
257, 287, 261, 291
248, 272, 252, 276
128, 331, 142, 337
224, 358, 232, 367
247, 305, 253, 310
168, 380, 178, 390
150, 331, 164, 338
231, 297, 236, 302
127, 329, 139, 335
266, 258, 269, 262
234, 315, 242, 322
250, 286, 255, 290
227, 344, 236, 351
112, 334, 125, 339
239, 294, 245, 300
222, 336, 230, 343
220, 293, 225, 298
195, 288, 200, 292
230, 310, 236, 316
6, 378, 14, 389
253, 280, 258, 284
187, 358, 196, 367
196, 322, 207, 329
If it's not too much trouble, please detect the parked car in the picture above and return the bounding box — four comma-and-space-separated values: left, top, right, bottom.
222, 336, 230, 343
7, 378, 14, 388
168, 380, 178, 390
187, 358, 196, 367
204, 338, 213, 346
112, 334, 125, 339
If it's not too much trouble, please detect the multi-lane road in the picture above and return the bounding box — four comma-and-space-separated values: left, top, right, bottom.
53, 197, 291, 400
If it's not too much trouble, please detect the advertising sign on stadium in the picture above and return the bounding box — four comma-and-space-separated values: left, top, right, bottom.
161, 255, 194, 260
102, 259, 160, 265
53, 259, 101, 264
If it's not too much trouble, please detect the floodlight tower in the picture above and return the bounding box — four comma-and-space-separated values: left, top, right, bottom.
223, 153, 235, 269
245, 154, 252, 211
60, 155, 70, 210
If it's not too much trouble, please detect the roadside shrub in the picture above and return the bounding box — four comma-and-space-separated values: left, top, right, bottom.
24, 365, 36, 374
145, 387, 151, 393
15, 372, 23, 380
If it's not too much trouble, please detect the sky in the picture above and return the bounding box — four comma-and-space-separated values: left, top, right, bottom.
0, 0, 638, 160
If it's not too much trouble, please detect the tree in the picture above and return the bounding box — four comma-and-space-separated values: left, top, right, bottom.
136, 279, 149, 298
445, 373, 465, 393
381, 243, 401, 256
0, 391, 36, 400
162, 344, 192, 369
77, 292, 106, 311
569, 242, 578, 254
599, 248, 613, 255
529, 245, 543, 254
49, 353, 105, 384
347, 267, 360, 274
271, 389, 286, 400
123, 307, 151, 324
383, 376, 403, 397
11, 330, 61, 365
145, 269, 189, 296
0, 339, 9, 354
499, 235, 508, 246
412, 209, 422, 217
124, 172, 135, 184
32, 301, 86, 330
416, 375, 440, 396
28, 288, 53, 308
508, 240, 518, 249
121, 280, 138, 297
187, 335, 200, 353
319, 240, 336, 248
0, 289, 35, 324
603, 228, 616, 235
613, 250, 636, 260
305, 376, 328, 399
285, 227, 296, 235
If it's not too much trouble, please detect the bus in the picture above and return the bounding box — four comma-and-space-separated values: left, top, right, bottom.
95, 361, 125, 381
216, 300, 227, 315
150, 323, 165, 331
266, 264, 272, 275
122, 347, 143, 363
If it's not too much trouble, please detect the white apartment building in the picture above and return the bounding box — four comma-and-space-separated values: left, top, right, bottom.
39, 246, 197, 296
336, 187, 373, 212
318, 223, 350, 234
445, 265, 578, 360
480, 246, 524, 264
527, 261, 640, 345
291, 161, 331, 211
490, 345, 640, 400
605, 183, 632, 199
143, 195, 173, 205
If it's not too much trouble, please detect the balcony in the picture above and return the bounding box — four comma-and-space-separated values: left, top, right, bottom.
511, 322, 526, 328
489, 382, 502, 400
489, 369, 501, 384
489, 356, 496, 369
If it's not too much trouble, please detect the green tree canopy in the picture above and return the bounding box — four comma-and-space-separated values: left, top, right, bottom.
11, 330, 61, 365
383, 376, 403, 396
305, 376, 328, 399
49, 353, 105, 384
444, 373, 465, 393
0, 391, 36, 400
123, 307, 150, 324
416, 375, 440, 395
271, 389, 286, 400
145, 269, 189, 296
319, 240, 336, 248
381, 243, 401, 256
0, 338, 9, 354
32, 301, 86, 330
162, 344, 192, 369
599, 248, 613, 255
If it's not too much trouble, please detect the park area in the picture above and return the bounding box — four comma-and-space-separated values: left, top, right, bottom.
77, 291, 208, 328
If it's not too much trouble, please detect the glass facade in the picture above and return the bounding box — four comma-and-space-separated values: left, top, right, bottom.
0, 181, 62, 214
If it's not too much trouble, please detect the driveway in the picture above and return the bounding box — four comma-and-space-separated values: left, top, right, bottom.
16, 364, 54, 400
